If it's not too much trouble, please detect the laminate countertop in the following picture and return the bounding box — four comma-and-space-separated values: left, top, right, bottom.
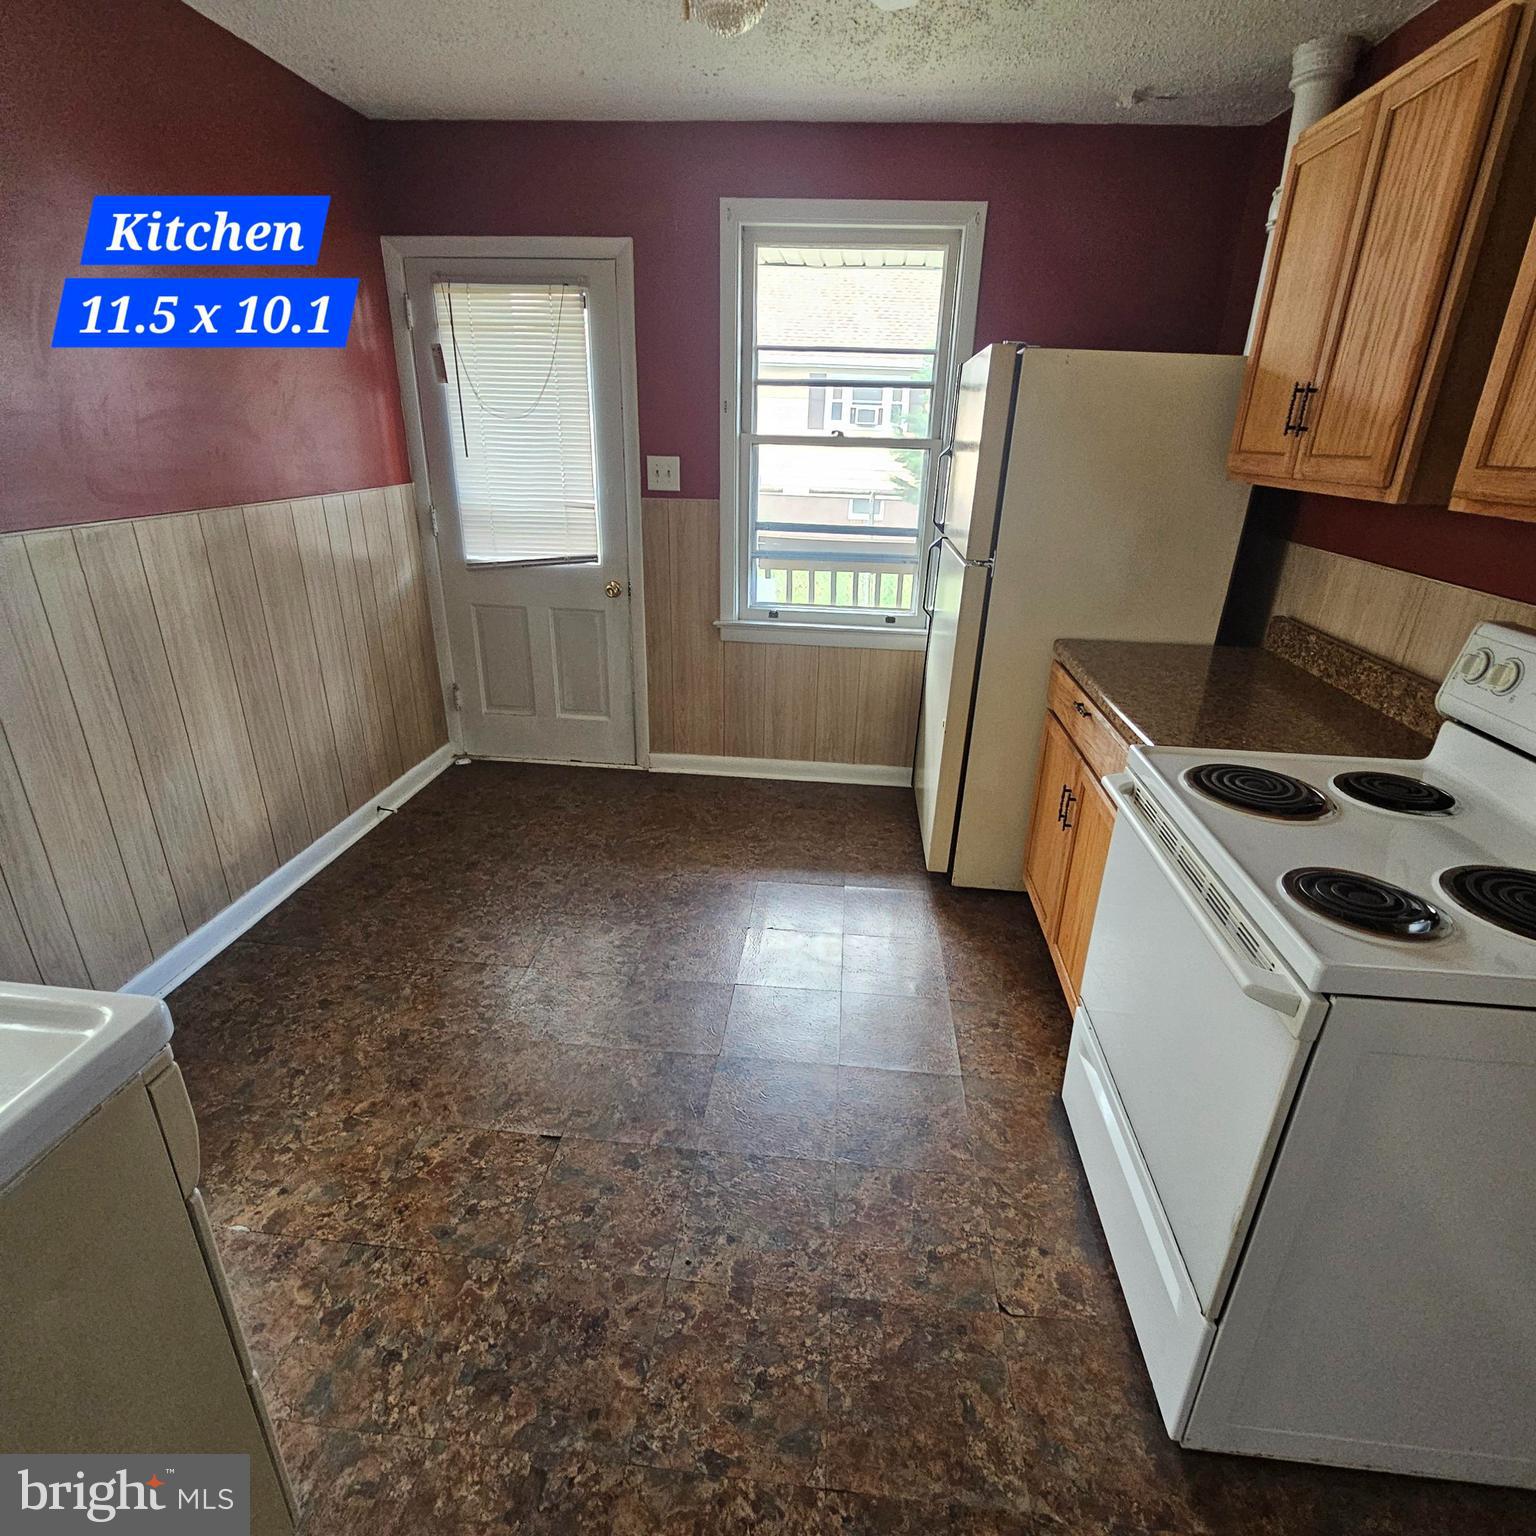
1052, 638, 1436, 760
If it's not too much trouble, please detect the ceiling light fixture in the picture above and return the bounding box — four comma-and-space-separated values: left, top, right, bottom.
683, 0, 769, 37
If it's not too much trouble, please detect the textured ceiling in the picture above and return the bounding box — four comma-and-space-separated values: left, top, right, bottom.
182, 0, 1432, 125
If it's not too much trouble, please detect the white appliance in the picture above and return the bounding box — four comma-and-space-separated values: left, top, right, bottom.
1064, 621, 1536, 1489
0, 983, 296, 1533
915, 343, 1250, 889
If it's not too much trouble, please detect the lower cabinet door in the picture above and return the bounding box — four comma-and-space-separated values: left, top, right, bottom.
1057, 768, 1116, 995
1022, 711, 1079, 938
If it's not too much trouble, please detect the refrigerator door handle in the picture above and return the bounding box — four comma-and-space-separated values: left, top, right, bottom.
932, 443, 955, 530
920, 534, 944, 617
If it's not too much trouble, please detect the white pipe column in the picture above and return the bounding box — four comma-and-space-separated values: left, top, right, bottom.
1244, 34, 1364, 351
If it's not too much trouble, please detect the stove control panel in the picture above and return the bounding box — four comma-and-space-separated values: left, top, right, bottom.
1438, 622, 1536, 757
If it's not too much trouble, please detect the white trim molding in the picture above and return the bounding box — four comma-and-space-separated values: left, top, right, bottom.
379, 234, 651, 767
715, 618, 926, 651
124, 746, 455, 998
650, 752, 912, 787
718, 197, 986, 651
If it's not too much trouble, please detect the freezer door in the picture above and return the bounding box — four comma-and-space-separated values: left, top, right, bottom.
915, 537, 990, 873
941, 342, 1020, 562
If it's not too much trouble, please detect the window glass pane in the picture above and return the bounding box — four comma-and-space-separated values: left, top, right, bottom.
751, 443, 925, 614
756, 384, 931, 438
433, 281, 599, 565
754, 246, 947, 352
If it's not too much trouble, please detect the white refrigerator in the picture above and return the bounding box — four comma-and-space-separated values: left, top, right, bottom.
915, 344, 1250, 889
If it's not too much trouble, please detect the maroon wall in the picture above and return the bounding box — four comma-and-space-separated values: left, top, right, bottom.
1224, 0, 1536, 605
370, 119, 1260, 500
2, 0, 409, 534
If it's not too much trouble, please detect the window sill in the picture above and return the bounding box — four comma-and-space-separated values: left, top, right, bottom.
716, 619, 928, 651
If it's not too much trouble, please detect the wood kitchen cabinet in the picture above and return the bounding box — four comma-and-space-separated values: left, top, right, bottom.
1229, 0, 1536, 504
1023, 664, 1129, 1011
1452, 216, 1536, 519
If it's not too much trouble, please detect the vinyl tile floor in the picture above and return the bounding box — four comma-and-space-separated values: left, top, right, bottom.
167, 764, 1533, 1534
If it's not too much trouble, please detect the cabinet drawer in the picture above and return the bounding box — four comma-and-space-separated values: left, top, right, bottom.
1047, 663, 1130, 784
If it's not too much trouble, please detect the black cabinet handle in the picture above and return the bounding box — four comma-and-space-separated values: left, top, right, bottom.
1056, 784, 1071, 825
1062, 790, 1078, 831
1294, 382, 1318, 435
1282, 381, 1303, 436
1073, 700, 1091, 719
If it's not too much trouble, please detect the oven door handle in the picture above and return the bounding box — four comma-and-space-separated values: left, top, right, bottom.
1105, 774, 1309, 1028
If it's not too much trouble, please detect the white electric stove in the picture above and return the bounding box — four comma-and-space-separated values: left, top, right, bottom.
1062, 621, 1536, 1490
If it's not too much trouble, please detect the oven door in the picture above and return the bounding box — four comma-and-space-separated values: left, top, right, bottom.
1063, 774, 1325, 1429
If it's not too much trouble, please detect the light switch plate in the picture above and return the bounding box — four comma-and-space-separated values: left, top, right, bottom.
646, 455, 681, 492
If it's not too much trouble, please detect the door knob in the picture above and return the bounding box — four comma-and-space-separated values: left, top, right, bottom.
604, 579, 623, 598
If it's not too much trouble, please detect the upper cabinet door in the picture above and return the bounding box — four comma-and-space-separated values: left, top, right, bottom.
1453, 217, 1536, 519
1228, 98, 1379, 482
1296, 4, 1520, 490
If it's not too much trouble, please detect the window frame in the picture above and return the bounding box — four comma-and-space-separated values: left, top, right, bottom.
718, 198, 987, 650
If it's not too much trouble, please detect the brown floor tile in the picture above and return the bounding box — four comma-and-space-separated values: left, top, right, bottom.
435, 1263, 664, 1463
529, 1459, 834, 1535
750, 881, 847, 934
831, 1165, 996, 1313
672, 1151, 837, 1289
835, 1066, 974, 1172
964, 1073, 1067, 1171
491, 1043, 714, 1146
631, 924, 750, 985
278, 1422, 539, 1534
841, 933, 947, 999
513, 1138, 694, 1275
529, 919, 650, 980
204, 1111, 556, 1260
841, 884, 941, 940
825, 1296, 1023, 1509
838, 993, 959, 1075
253, 1236, 449, 1439
735, 928, 843, 990
509, 973, 732, 1054
632, 1278, 830, 1486
719, 985, 841, 1065
701, 1057, 841, 1160
950, 996, 1069, 1084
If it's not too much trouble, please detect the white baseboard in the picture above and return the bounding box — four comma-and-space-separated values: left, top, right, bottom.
124, 745, 455, 998
649, 752, 911, 787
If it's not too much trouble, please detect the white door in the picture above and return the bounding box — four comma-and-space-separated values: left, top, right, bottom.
405, 256, 637, 763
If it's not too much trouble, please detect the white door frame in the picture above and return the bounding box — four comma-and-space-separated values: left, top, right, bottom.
380, 235, 650, 767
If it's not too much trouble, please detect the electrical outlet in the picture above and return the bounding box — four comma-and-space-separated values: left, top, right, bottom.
646, 455, 681, 492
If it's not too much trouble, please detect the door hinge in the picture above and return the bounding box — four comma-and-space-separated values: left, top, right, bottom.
402, 292, 415, 330
428, 505, 440, 539
450, 681, 463, 712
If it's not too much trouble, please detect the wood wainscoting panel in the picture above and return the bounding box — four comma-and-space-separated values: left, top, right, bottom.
641, 499, 923, 769
0, 484, 445, 991
0, 538, 152, 986
0, 722, 87, 986
137, 512, 279, 896
24, 529, 188, 957
72, 521, 230, 932
1270, 541, 1536, 680
243, 500, 350, 839
200, 505, 312, 864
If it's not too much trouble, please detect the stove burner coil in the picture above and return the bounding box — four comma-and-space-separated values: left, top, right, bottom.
1332, 771, 1457, 816
1282, 867, 1444, 940
1186, 763, 1331, 820
1441, 866, 1536, 942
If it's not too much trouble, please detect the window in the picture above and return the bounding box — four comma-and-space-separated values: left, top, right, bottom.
720, 200, 985, 646
432, 280, 600, 565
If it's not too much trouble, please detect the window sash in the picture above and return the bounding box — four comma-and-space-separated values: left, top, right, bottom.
728, 219, 968, 632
